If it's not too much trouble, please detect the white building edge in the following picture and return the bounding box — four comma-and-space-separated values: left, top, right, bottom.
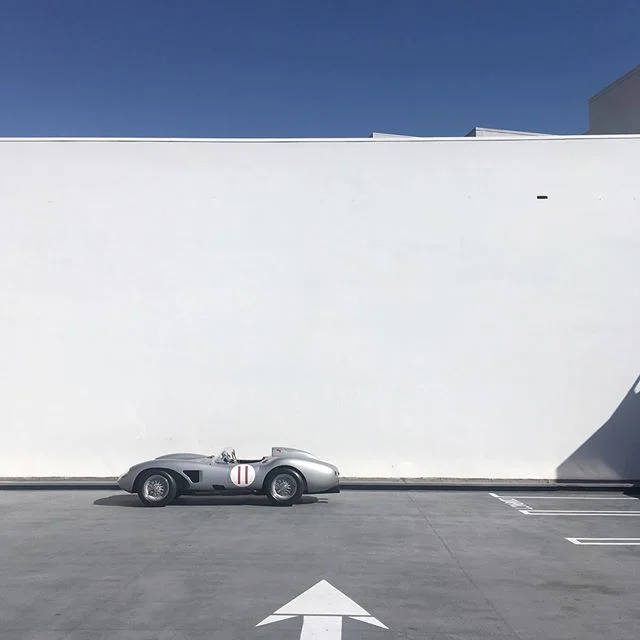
375, 63, 640, 139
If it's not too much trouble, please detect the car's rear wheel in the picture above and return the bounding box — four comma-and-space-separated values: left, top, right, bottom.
137, 470, 177, 507
265, 468, 304, 506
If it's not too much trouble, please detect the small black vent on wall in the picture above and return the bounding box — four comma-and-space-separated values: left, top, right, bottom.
183, 470, 200, 483
537, 195, 548, 200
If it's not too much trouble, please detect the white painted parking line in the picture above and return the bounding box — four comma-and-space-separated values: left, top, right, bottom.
489, 493, 640, 516
520, 510, 640, 516
567, 538, 640, 545
503, 496, 637, 500
488, 493, 533, 510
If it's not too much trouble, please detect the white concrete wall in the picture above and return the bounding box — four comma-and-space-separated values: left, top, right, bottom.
589, 65, 640, 134
1, 136, 639, 479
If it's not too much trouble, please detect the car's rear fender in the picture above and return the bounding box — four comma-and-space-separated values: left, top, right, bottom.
261, 465, 308, 493
281, 458, 339, 493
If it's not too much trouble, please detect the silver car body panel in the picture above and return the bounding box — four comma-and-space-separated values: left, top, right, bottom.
117, 447, 340, 496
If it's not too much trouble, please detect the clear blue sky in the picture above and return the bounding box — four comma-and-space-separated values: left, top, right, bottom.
0, 0, 638, 137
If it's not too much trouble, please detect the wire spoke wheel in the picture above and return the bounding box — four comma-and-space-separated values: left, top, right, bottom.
137, 471, 177, 507
142, 475, 170, 501
272, 473, 298, 500
266, 469, 304, 506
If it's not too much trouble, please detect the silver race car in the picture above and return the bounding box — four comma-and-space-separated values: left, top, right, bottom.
117, 446, 340, 507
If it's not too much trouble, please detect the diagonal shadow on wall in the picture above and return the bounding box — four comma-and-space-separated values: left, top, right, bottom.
556, 374, 640, 482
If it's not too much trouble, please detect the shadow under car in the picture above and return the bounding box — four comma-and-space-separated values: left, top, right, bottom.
93, 493, 323, 507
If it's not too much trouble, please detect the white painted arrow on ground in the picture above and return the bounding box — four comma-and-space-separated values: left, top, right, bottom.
256, 579, 388, 639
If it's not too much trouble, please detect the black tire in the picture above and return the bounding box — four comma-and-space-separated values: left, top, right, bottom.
137, 470, 177, 507
264, 468, 304, 506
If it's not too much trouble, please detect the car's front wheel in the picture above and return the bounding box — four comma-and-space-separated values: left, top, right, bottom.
137, 470, 177, 507
264, 468, 304, 506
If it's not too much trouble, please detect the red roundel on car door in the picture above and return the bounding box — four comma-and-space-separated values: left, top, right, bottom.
230, 464, 256, 487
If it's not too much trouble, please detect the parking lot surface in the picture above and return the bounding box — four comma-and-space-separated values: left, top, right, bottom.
1, 489, 639, 640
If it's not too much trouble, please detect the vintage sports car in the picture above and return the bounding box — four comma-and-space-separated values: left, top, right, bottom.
117, 446, 340, 507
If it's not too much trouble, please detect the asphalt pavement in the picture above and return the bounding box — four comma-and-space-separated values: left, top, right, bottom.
1, 489, 639, 640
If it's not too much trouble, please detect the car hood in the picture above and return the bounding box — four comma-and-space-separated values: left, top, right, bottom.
154, 452, 211, 461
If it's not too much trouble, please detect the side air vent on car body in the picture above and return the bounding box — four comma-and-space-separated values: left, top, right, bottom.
183, 470, 200, 483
